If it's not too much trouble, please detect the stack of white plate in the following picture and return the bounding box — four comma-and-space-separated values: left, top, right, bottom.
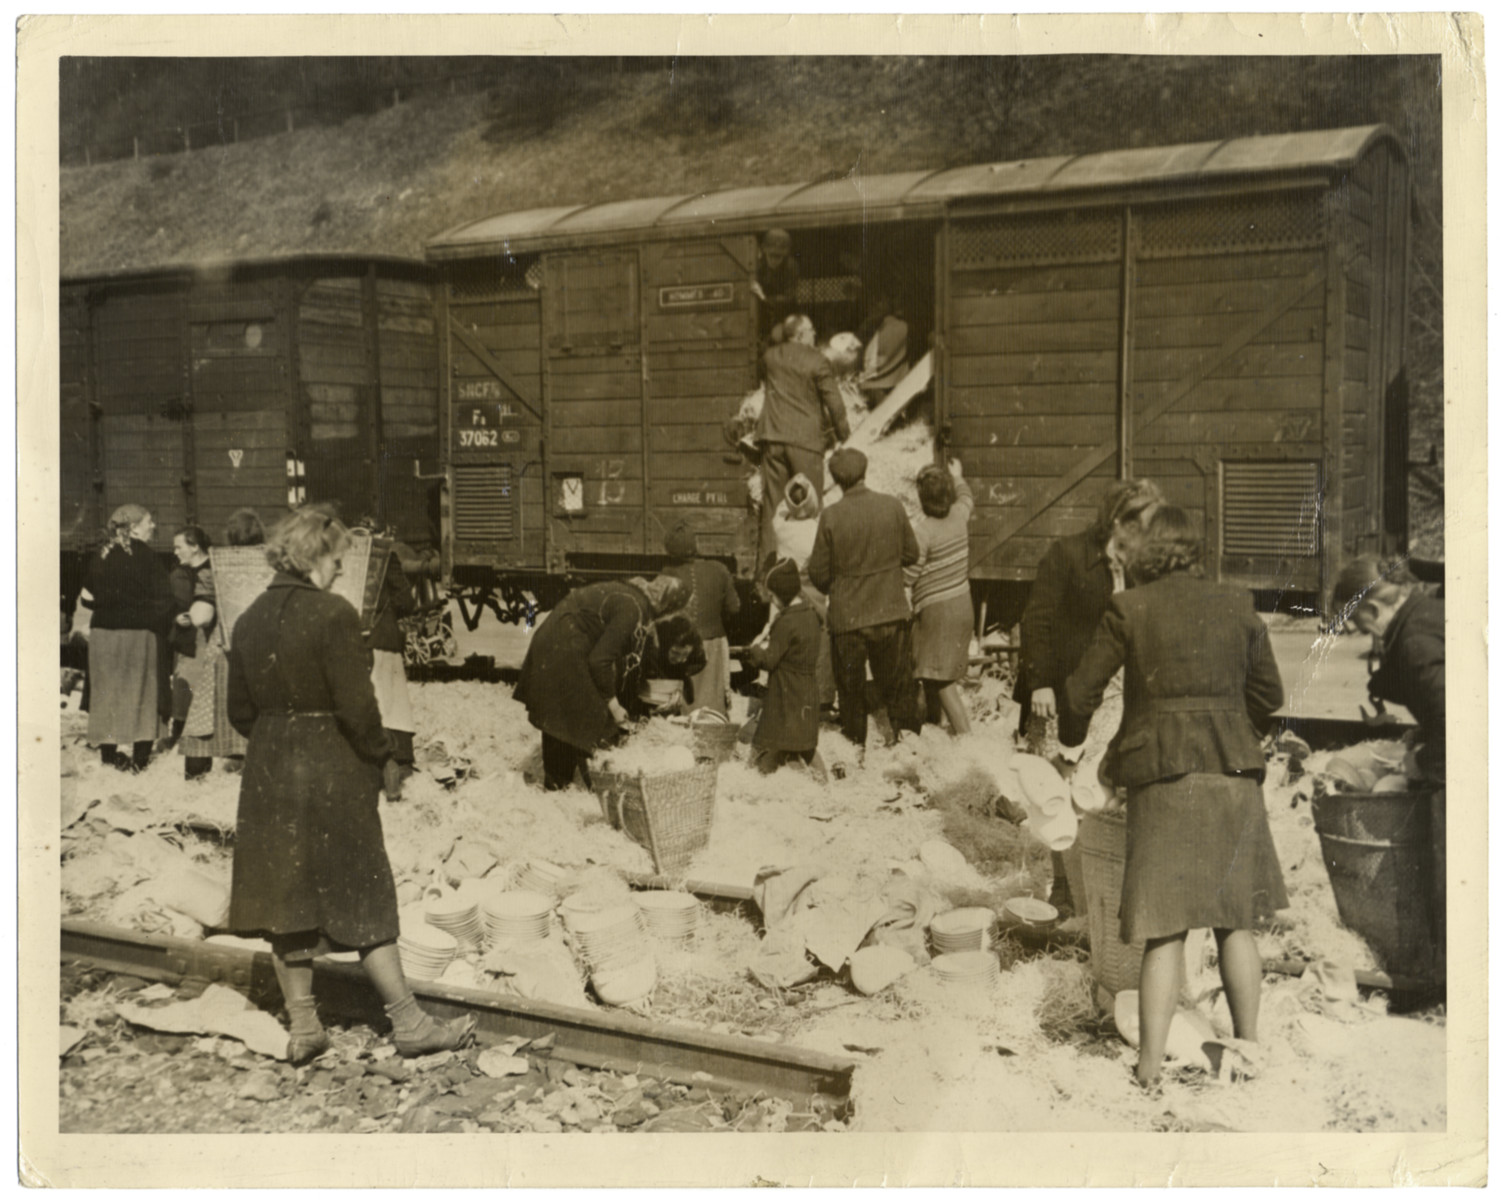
425, 894, 483, 953
516, 860, 568, 898
481, 889, 555, 946
563, 903, 655, 1006
929, 907, 996, 955
931, 950, 1002, 990
397, 919, 458, 981
634, 891, 700, 950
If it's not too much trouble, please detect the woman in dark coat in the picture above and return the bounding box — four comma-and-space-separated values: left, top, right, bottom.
82, 504, 176, 772
1014, 477, 1162, 913
742, 557, 825, 777
513, 574, 692, 791
227, 507, 473, 1062
1065, 506, 1288, 1088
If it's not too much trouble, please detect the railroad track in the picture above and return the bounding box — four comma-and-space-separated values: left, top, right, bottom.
61, 919, 856, 1109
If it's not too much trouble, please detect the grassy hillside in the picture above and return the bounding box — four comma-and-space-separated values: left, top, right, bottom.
58, 55, 1443, 554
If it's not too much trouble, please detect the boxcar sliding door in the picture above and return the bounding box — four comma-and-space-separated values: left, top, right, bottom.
945, 208, 1125, 583
542, 250, 646, 565
640, 236, 759, 570
1127, 190, 1331, 593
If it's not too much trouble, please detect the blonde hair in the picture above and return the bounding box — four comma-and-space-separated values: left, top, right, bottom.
1095, 478, 1163, 538
105, 503, 151, 549
264, 507, 351, 578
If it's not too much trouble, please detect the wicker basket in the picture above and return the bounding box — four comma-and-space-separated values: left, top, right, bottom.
1078, 809, 1143, 999
592, 762, 718, 875
692, 722, 742, 764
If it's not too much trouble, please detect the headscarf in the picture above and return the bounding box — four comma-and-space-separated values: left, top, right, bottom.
628, 574, 692, 618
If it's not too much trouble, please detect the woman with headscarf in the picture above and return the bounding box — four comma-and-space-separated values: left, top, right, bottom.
1065, 506, 1287, 1088
514, 574, 693, 791
81, 504, 176, 772
226, 507, 474, 1062
905, 457, 976, 736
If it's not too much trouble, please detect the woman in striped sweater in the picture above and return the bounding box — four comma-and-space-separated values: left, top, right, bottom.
905, 458, 975, 735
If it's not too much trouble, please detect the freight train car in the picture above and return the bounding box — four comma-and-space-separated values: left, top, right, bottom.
426, 125, 1410, 620
59, 255, 442, 602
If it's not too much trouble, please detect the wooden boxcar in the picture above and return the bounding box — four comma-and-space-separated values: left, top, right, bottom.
423, 125, 1409, 612
59, 254, 442, 597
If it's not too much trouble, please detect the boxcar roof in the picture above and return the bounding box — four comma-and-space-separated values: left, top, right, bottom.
62, 251, 431, 288
428, 125, 1398, 260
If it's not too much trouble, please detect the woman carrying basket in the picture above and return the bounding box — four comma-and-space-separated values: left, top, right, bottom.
1064, 506, 1287, 1089
226, 507, 473, 1062
514, 574, 693, 791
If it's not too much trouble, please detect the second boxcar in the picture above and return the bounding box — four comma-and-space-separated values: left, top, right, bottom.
60, 254, 442, 599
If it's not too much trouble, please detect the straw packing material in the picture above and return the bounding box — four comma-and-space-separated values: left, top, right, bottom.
635, 890, 701, 949
929, 907, 997, 955
931, 950, 1002, 990
481, 889, 555, 947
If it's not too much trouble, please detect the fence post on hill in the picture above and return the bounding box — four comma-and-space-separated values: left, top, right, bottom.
285, 109, 294, 133
132, 137, 139, 160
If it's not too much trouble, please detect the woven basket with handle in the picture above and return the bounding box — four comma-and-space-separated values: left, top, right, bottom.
591, 761, 718, 875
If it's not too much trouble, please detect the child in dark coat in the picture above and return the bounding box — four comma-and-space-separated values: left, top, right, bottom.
743, 558, 826, 778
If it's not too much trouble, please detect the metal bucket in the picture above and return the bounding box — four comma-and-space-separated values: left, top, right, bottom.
1311, 791, 1440, 983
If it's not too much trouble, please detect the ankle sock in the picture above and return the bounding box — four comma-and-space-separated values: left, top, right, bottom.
286, 996, 323, 1037
383, 993, 427, 1035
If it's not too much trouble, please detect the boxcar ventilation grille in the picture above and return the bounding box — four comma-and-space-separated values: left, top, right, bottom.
452, 464, 514, 541
1221, 461, 1321, 559
1139, 191, 1326, 258
951, 209, 1123, 269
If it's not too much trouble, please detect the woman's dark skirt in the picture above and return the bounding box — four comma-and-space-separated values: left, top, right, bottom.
1120, 772, 1289, 943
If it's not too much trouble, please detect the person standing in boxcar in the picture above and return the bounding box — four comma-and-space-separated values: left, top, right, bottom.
514, 574, 693, 791
168, 525, 216, 780
1065, 506, 1287, 1089
81, 504, 176, 773
1331, 556, 1446, 984
226, 507, 474, 1062
858, 288, 910, 403
808, 447, 922, 749
751, 228, 799, 340
905, 458, 975, 736
757, 314, 851, 558
662, 523, 740, 718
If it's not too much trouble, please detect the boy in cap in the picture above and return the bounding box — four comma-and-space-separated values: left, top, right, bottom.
742, 557, 826, 779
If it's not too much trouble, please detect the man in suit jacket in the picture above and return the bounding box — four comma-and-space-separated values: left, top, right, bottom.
807, 447, 921, 748
757, 314, 850, 557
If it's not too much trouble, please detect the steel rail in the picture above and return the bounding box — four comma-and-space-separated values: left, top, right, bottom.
61, 919, 856, 1107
